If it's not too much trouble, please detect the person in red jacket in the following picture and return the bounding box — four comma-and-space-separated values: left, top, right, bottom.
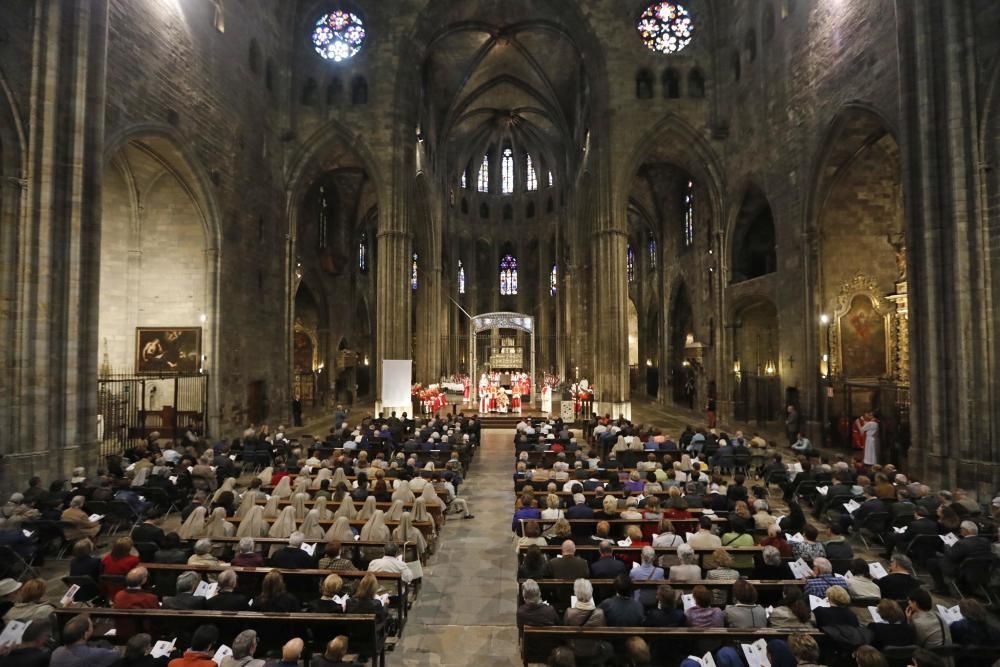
168, 625, 220, 667
101, 536, 140, 599
112, 566, 159, 637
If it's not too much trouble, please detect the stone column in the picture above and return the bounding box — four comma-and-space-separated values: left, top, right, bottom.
896, 0, 993, 492
6, 0, 109, 487
375, 223, 411, 410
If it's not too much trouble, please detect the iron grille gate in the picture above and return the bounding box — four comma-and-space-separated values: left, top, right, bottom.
732, 373, 783, 425
97, 373, 208, 457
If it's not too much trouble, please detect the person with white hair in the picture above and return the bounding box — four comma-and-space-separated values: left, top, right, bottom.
563, 578, 611, 660
668, 544, 702, 582
232, 537, 265, 567
803, 557, 845, 598
60, 495, 100, 540
367, 542, 414, 583
162, 571, 206, 610
928, 519, 991, 593
516, 579, 558, 631
269, 531, 315, 569
221, 629, 265, 667
630, 546, 665, 582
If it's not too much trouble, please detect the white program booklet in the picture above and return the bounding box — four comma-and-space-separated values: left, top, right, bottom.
869, 606, 886, 624
809, 595, 831, 610
88, 513, 104, 523
681, 593, 696, 611
741, 639, 771, 667
868, 562, 888, 580
300, 542, 317, 556
151, 639, 177, 659
940, 533, 959, 547
194, 581, 219, 599
788, 558, 812, 579
0, 620, 29, 647
685, 652, 718, 667
212, 645, 233, 665
936, 604, 963, 624
60, 584, 80, 606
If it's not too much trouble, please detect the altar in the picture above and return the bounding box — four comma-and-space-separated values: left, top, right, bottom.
469, 311, 535, 410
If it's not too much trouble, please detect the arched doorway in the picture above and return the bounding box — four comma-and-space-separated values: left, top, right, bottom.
813, 107, 908, 457
730, 297, 781, 423
98, 134, 217, 446
731, 186, 777, 283
293, 282, 325, 412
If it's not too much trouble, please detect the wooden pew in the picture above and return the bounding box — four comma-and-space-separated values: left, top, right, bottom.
517, 578, 806, 607
50, 607, 387, 667
520, 626, 824, 667
173, 536, 420, 568
136, 563, 409, 634
225, 516, 436, 540
518, 517, 730, 538
516, 544, 767, 569
254, 497, 444, 523
262, 479, 451, 502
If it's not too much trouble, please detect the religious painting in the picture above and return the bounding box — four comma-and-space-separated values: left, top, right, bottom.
294, 330, 314, 374
135, 328, 201, 374
839, 295, 886, 378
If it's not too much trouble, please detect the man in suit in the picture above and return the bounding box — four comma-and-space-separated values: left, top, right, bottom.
565, 493, 594, 520
928, 520, 991, 593
205, 569, 250, 611
542, 540, 590, 579
877, 555, 921, 600
162, 571, 207, 610
590, 541, 627, 578
131, 508, 166, 547
887, 505, 938, 557
269, 532, 316, 569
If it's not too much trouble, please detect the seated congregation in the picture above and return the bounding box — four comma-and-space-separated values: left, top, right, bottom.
512, 414, 1000, 667
0, 411, 480, 666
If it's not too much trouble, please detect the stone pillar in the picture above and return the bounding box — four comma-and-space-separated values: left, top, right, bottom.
415, 262, 441, 384
536, 235, 550, 374
5, 0, 109, 488
896, 0, 994, 493
375, 224, 411, 410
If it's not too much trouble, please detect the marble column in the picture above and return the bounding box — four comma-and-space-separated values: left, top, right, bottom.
375, 224, 411, 409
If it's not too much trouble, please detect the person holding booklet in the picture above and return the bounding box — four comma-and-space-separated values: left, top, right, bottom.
927, 520, 991, 594
906, 588, 951, 648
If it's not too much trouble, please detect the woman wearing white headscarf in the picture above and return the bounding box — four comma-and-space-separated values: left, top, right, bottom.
355, 496, 378, 522
299, 508, 326, 540
311, 468, 333, 490
257, 467, 274, 485
178, 506, 207, 540
262, 495, 280, 519
330, 468, 349, 488
325, 515, 356, 542
360, 510, 390, 558
213, 478, 237, 503
334, 495, 357, 520
412, 497, 437, 554
293, 476, 311, 495
384, 499, 405, 522
392, 511, 428, 558
291, 493, 309, 520
391, 481, 415, 504
409, 475, 428, 494
236, 505, 268, 538
268, 505, 297, 539
313, 496, 331, 520
204, 506, 235, 537
420, 483, 447, 529
271, 476, 293, 499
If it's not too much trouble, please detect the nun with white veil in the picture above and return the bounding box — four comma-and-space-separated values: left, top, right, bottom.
299, 508, 326, 540
236, 505, 268, 538
271, 476, 293, 499
291, 493, 309, 520
409, 474, 428, 494
213, 478, 237, 503
257, 467, 274, 485
313, 496, 331, 520
330, 468, 349, 488
420, 483, 447, 529
311, 467, 333, 490
384, 499, 405, 522
235, 495, 256, 519
262, 495, 280, 519
204, 506, 235, 537
267, 505, 298, 556
391, 481, 415, 504
392, 511, 428, 559
325, 515, 357, 543
412, 497, 437, 553
355, 495, 378, 522
293, 476, 311, 495
334, 495, 357, 521
359, 510, 390, 559
178, 506, 207, 540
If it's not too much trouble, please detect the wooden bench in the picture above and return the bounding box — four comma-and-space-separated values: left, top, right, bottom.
262, 481, 451, 503
520, 626, 824, 667
516, 544, 768, 568
50, 607, 387, 667
225, 516, 436, 540
255, 497, 444, 523
172, 536, 421, 568
517, 578, 806, 607
136, 563, 409, 634
518, 517, 730, 538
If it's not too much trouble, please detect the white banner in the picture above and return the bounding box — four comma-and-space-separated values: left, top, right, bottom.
381, 360, 413, 408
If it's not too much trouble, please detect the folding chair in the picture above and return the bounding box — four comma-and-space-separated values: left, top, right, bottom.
855, 511, 890, 549
61, 575, 101, 604
951, 555, 997, 603
0, 545, 39, 581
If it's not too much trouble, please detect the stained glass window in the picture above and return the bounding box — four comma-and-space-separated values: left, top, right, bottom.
458, 261, 465, 295
358, 233, 368, 272
411, 253, 418, 290
500, 254, 518, 296
627, 245, 636, 283
526, 155, 538, 191
684, 180, 695, 247
550, 264, 558, 296
636, 3, 694, 55
649, 238, 657, 269
501, 148, 514, 195
318, 185, 330, 249
477, 154, 489, 193
312, 11, 366, 62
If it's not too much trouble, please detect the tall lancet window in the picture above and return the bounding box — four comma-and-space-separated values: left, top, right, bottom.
458, 261, 466, 295
358, 233, 368, 272
501, 148, 514, 195
684, 180, 695, 247
460, 171, 467, 188
500, 254, 518, 296
648, 238, 657, 270
477, 155, 489, 193
550, 264, 558, 296
411, 253, 418, 290
627, 244, 635, 283
526, 155, 538, 191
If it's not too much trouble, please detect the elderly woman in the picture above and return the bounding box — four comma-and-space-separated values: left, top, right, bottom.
620, 497, 644, 521
60, 495, 100, 540
757, 545, 792, 579
2, 579, 53, 623
306, 574, 345, 613
178, 506, 207, 540
392, 512, 428, 559
685, 585, 724, 628
790, 524, 826, 563
102, 536, 140, 598
813, 585, 858, 630
543, 517, 572, 545
236, 505, 269, 538
187, 538, 221, 568
540, 494, 564, 520
652, 519, 684, 548
232, 537, 264, 567
516, 521, 548, 551
203, 506, 235, 538
516, 579, 557, 631
299, 508, 327, 541
630, 546, 665, 582
753, 499, 777, 530
705, 549, 740, 605
724, 579, 768, 628
668, 544, 702, 582
564, 578, 611, 662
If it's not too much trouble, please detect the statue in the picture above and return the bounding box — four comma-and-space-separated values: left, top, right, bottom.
887, 233, 906, 282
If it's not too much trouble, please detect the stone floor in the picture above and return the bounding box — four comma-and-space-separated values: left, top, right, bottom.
388, 427, 521, 666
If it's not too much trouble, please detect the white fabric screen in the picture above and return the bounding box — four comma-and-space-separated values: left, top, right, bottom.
381, 359, 413, 407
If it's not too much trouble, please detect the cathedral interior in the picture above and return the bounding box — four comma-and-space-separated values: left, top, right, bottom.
2, 0, 1000, 497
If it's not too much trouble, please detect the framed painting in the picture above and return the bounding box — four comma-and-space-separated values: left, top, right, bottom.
135, 328, 202, 374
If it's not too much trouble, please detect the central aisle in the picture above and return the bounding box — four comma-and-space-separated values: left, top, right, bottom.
391, 428, 521, 666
